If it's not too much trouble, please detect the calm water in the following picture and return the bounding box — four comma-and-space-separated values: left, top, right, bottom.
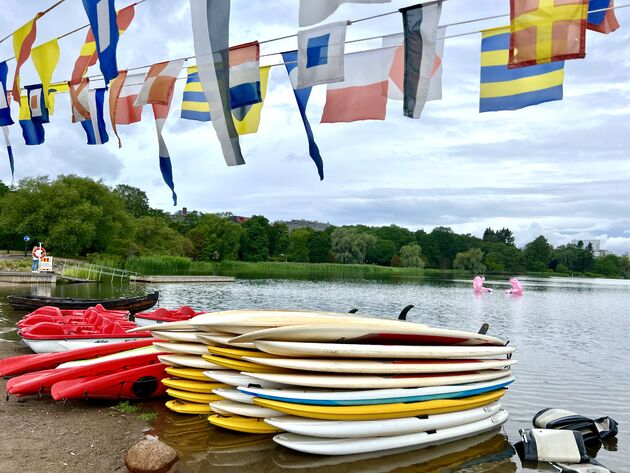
1, 275, 628, 472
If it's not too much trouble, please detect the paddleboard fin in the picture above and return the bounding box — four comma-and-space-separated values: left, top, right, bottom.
478, 323, 489, 335
348, 309, 359, 313
398, 305, 414, 320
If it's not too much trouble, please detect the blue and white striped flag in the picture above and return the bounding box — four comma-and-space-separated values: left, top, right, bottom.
81, 0, 120, 84
81, 88, 109, 144
2, 126, 14, 183
0, 62, 13, 126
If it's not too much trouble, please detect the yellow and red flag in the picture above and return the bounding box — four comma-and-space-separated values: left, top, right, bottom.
509, 0, 588, 68
70, 4, 136, 84
11, 13, 43, 103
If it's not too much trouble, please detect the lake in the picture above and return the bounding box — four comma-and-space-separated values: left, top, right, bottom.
1, 275, 628, 472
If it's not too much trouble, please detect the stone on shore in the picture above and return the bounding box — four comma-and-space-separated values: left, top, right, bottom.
125, 439, 178, 473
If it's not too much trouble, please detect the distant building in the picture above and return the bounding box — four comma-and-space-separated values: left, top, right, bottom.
277, 219, 332, 233
231, 216, 250, 224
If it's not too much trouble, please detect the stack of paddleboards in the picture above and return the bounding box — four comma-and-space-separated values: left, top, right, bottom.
135, 310, 516, 455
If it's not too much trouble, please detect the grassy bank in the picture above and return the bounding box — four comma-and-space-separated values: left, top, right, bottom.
118, 256, 474, 280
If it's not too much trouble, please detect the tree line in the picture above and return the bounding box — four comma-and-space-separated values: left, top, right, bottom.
1, 176, 628, 278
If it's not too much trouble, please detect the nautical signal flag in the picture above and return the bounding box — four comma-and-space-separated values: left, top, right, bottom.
71, 4, 135, 84
31, 39, 60, 111
480, 26, 564, 113
81, 88, 109, 145
297, 21, 347, 89
153, 102, 177, 206
181, 65, 271, 135
383, 27, 446, 102
587, 0, 620, 33
12, 13, 42, 103
2, 126, 14, 183
282, 50, 324, 180
0, 62, 14, 127
109, 71, 144, 147
19, 85, 48, 146
509, 0, 588, 68
400, 1, 443, 119
299, 0, 391, 27
228, 41, 261, 109
134, 59, 185, 107
80, 0, 122, 84
68, 78, 91, 123
320, 48, 395, 123
190, 0, 245, 167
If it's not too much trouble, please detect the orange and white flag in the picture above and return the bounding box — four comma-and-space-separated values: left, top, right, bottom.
134, 59, 184, 107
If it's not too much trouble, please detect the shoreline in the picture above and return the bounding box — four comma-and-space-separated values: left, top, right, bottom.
0, 341, 151, 472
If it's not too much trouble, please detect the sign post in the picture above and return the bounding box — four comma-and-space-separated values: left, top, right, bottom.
23, 235, 30, 258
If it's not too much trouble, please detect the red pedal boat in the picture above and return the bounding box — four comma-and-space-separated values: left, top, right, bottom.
133, 306, 202, 326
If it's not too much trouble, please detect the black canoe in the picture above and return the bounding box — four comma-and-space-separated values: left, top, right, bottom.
7, 291, 159, 313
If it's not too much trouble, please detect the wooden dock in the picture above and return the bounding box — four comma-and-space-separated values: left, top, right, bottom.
131, 275, 235, 283
0, 272, 56, 284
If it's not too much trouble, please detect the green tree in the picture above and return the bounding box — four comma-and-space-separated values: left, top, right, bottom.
187, 214, 243, 261
169, 210, 202, 235
373, 225, 415, 251
287, 228, 310, 262
240, 215, 270, 262
113, 184, 150, 217
496, 228, 515, 246
331, 228, 376, 264
308, 230, 332, 263
522, 235, 553, 271
366, 238, 397, 265
453, 248, 487, 273
269, 222, 289, 258
0, 175, 132, 256
400, 243, 425, 268
484, 251, 505, 272
596, 255, 620, 277
134, 217, 192, 256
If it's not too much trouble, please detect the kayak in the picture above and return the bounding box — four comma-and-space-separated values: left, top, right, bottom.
0, 339, 153, 376
133, 306, 202, 326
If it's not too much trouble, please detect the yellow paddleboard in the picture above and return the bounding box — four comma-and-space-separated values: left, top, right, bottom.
202, 354, 287, 373
206, 346, 282, 360
166, 388, 223, 404
165, 399, 213, 415
162, 378, 227, 393
252, 390, 506, 421
208, 414, 282, 434
165, 367, 211, 382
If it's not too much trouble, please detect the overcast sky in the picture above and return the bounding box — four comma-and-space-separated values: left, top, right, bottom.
0, 0, 629, 252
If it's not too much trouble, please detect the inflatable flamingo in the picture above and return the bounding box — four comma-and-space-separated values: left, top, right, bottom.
505, 277, 524, 296
473, 276, 493, 294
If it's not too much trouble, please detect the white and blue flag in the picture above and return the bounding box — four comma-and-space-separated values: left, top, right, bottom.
0, 62, 13, 127
81, 0, 120, 84
297, 21, 346, 89
81, 88, 109, 145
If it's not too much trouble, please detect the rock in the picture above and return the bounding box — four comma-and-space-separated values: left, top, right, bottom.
125, 439, 178, 473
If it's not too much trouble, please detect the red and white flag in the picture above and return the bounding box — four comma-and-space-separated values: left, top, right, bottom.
320, 48, 395, 123
383, 26, 446, 102
109, 70, 144, 147
68, 78, 90, 123
134, 59, 184, 107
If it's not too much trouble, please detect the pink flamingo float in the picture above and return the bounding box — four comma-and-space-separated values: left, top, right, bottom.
472, 276, 493, 294
505, 277, 524, 296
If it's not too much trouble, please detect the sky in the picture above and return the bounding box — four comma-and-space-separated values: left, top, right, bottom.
0, 0, 629, 253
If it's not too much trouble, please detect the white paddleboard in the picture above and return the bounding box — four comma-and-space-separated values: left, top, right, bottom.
233, 324, 505, 346
152, 331, 213, 343
190, 310, 425, 335
204, 370, 288, 388
239, 376, 515, 406
158, 354, 227, 370
254, 341, 515, 359
210, 400, 284, 418
241, 369, 511, 389
213, 388, 255, 404
152, 341, 209, 356
196, 333, 256, 349
243, 356, 517, 374
58, 345, 159, 368
273, 409, 509, 455
265, 402, 502, 438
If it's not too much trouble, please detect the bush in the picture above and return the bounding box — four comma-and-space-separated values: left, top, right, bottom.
125, 256, 191, 275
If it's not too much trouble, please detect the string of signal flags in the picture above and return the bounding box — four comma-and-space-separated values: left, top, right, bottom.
0, 0, 624, 205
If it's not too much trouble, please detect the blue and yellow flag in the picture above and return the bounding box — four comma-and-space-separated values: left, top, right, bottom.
181, 65, 271, 135
480, 27, 564, 113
